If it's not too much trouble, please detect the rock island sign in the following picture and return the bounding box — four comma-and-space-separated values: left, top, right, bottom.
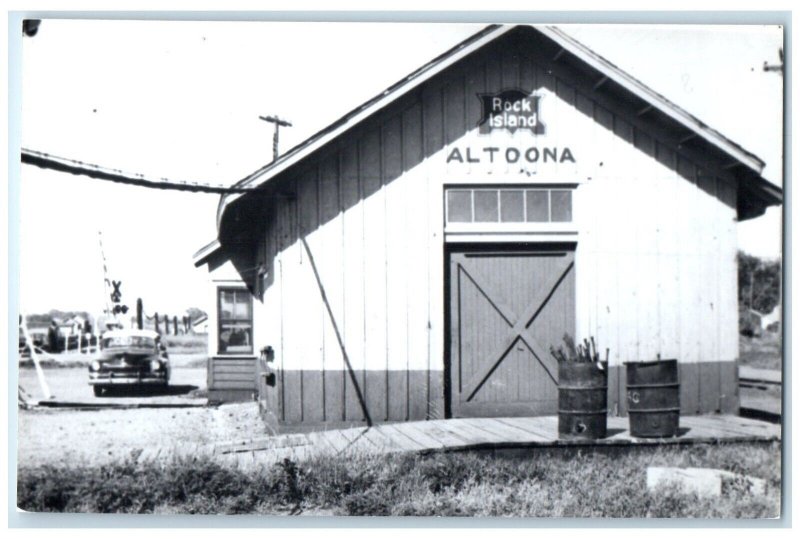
445, 88, 577, 166
478, 89, 545, 134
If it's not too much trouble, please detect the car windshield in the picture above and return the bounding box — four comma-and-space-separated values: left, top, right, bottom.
102, 336, 156, 350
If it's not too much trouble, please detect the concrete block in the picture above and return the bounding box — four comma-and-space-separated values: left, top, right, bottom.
647, 467, 767, 498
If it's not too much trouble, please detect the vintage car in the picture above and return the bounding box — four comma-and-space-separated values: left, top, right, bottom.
88, 328, 170, 396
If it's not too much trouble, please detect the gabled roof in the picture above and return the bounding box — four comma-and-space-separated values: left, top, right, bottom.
217, 24, 510, 229
195, 24, 782, 268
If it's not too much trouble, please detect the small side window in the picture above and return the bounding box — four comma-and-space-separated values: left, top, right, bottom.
218, 288, 253, 355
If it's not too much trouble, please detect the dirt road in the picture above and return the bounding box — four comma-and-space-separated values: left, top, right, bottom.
17, 364, 271, 468
19, 365, 206, 405
17, 400, 269, 468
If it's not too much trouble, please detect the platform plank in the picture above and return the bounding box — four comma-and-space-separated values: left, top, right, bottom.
338, 427, 377, 452
493, 417, 555, 440
321, 429, 354, 453
414, 420, 477, 447
378, 424, 428, 451
206, 414, 780, 466
360, 424, 404, 452
395, 422, 448, 450
440, 419, 501, 445
684, 415, 779, 438
476, 418, 544, 442
307, 431, 340, 455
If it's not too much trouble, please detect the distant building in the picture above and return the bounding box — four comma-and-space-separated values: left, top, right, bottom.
753, 305, 781, 333
191, 314, 209, 334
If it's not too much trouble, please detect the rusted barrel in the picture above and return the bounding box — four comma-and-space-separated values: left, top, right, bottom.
558, 362, 608, 440
625, 359, 680, 437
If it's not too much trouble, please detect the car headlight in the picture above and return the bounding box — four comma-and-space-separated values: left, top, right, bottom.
90, 360, 101, 371
150, 359, 162, 371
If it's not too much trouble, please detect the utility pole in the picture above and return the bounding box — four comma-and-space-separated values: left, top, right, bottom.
258, 115, 292, 162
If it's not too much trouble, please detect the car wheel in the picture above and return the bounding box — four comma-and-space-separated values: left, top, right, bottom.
93, 386, 104, 397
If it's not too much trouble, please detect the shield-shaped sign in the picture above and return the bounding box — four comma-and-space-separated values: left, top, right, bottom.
477, 89, 545, 134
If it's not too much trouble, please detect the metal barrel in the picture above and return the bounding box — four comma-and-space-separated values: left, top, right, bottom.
625, 359, 680, 438
558, 361, 608, 440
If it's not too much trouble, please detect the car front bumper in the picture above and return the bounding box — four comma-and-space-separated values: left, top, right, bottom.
89, 372, 168, 385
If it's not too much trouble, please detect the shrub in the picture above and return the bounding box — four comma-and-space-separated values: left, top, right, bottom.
342, 486, 391, 516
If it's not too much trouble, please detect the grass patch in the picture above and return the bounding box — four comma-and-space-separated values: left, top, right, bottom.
17, 442, 781, 517
18, 357, 90, 369
163, 334, 207, 352
740, 334, 782, 371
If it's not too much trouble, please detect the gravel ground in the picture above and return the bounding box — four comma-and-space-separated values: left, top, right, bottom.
18, 365, 206, 404
17, 363, 271, 468
17, 401, 269, 468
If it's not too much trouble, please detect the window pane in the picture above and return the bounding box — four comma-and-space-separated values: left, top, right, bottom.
447, 190, 472, 222
218, 322, 253, 354
526, 190, 549, 222
500, 190, 524, 222
233, 291, 251, 319
551, 190, 573, 222
474, 190, 499, 222
219, 291, 234, 319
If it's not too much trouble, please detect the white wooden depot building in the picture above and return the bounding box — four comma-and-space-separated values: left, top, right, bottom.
194, 25, 782, 430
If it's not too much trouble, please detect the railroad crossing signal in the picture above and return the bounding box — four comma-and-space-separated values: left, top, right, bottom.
110, 280, 122, 303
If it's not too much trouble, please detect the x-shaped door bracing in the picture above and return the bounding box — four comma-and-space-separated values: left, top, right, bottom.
453, 253, 575, 403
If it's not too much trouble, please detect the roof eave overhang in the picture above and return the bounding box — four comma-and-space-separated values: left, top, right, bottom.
193, 239, 223, 268
213, 24, 515, 232
736, 168, 783, 221
538, 25, 766, 176
197, 23, 781, 266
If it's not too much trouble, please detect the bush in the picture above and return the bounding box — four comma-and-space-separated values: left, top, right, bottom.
342, 486, 391, 516
739, 306, 762, 338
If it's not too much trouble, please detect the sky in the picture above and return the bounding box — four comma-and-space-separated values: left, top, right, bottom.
15, 20, 784, 316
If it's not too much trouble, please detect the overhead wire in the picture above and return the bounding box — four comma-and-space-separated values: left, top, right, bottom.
21, 148, 262, 195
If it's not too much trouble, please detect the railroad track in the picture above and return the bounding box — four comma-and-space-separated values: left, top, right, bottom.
739, 377, 781, 390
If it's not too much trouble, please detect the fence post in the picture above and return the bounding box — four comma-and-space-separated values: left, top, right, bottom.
137, 298, 143, 330
173, 316, 178, 335
154, 313, 160, 335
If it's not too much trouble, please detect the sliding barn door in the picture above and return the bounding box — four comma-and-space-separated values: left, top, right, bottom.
448, 247, 575, 417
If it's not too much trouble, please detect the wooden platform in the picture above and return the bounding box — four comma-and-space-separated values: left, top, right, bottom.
205, 415, 781, 469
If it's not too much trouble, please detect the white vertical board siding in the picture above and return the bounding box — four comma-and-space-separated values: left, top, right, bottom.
252, 32, 744, 424
383, 114, 410, 421
718, 179, 739, 362
317, 155, 345, 422
340, 141, 367, 421
402, 102, 433, 421
422, 82, 447, 420
360, 129, 389, 421
718, 178, 739, 411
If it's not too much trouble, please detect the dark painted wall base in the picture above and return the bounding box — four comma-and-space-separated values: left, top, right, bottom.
208, 389, 256, 404
257, 361, 739, 433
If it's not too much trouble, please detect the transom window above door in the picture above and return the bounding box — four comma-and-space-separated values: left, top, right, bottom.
445, 187, 573, 224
